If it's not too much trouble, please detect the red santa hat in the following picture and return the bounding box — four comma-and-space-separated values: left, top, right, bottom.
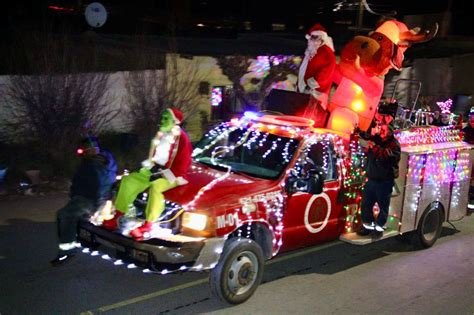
167, 108, 184, 124
307, 23, 327, 35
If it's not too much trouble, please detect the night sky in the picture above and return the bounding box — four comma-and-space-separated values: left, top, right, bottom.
2, 0, 472, 36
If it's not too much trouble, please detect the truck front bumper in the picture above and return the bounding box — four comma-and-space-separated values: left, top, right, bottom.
78, 221, 225, 272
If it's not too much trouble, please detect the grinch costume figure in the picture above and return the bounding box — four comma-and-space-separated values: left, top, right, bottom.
103, 108, 192, 240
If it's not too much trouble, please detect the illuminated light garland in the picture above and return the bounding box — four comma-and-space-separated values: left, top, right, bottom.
192, 123, 239, 157
282, 140, 295, 163
242, 112, 314, 137
258, 133, 269, 147
286, 131, 366, 234
436, 98, 453, 114
341, 133, 366, 233
186, 125, 253, 211
403, 145, 471, 214
245, 211, 253, 239
262, 139, 279, 159
183, 167, 231, 211
244, 131, 262, 149
82, 245, 216, 275
293, 133, 343, 178
189, 113, 304, 214
396, 126, 462, 146
259, 191, 285, 252
407, 154, 426, 213
211, 87, 223, 106
189, 113, 305, 255
189, 165, 253, 184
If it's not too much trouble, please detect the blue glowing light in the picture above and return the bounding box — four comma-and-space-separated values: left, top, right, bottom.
244, 111, 259, 120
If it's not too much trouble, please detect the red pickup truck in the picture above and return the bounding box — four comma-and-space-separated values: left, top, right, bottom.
78, 111, 473, 304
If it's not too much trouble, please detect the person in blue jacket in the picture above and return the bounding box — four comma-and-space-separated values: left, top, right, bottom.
51, 136, 117, 266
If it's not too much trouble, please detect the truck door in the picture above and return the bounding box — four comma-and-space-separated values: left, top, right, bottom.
281, 138, 344, 251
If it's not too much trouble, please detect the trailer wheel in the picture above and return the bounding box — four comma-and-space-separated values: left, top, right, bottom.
412, 203, 443, 249
209, 238, 264, 304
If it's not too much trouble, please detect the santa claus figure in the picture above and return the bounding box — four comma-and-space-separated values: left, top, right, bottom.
102, 108, 192, 240
298, 23, 336, 125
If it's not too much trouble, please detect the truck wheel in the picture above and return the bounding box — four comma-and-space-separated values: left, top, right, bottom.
412, 203, 443, 249
210, 238, 264, 304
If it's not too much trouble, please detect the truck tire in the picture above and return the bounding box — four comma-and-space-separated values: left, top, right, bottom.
412, 203, 443, 249
209, 238, 264, 304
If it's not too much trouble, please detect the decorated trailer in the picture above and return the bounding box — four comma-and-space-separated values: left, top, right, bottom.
342, 125, 473, 246
78, 112, 473, 304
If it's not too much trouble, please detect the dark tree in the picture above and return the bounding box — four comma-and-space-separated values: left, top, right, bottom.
1, 27, 119, 175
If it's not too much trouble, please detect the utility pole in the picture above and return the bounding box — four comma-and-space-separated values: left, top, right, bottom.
355, 0, 364, 34
348, 1, 371, 34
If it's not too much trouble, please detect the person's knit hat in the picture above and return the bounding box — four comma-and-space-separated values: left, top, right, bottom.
81, 136, 100, 149
77, 135, 100, 155
167, 108, 184, 124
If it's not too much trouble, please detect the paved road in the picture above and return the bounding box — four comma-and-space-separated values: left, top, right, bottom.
1, 193, 474, 314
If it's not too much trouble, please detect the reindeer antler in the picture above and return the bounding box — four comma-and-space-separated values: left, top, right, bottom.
400, 23, 439, 44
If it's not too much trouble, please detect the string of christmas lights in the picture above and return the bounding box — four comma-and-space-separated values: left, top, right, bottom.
396, 126, 462, 146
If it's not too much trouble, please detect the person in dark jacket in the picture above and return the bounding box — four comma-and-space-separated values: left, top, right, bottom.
358, 114, 401, 236
462, 108, 474, 207
462, 109, 474, 144
51, 136, 117, 265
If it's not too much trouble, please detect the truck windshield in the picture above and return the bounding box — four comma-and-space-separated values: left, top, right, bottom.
193, 126, 300, 179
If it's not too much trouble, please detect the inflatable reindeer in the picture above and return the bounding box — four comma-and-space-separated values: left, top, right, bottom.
327, 19, 438, 133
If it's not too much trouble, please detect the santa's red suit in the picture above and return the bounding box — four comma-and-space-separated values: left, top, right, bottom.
149, 125, 192, 183
298, 23, 336, 110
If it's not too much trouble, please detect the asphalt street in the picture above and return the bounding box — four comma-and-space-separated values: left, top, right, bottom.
1, 192, 474, 314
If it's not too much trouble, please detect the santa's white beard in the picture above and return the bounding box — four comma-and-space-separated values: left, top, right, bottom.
305, 43, 320, 58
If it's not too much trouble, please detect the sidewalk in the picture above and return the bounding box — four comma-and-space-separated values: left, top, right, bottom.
0, 192, 68, 225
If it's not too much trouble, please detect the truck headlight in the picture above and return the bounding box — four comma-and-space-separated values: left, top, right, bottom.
182, 212, 208, 231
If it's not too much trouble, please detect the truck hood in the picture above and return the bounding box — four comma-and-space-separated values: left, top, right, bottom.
164, 162, 278, 209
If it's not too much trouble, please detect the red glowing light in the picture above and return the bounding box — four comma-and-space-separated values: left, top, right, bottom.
77, 148, 84, 155
48, 5, 75, 13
